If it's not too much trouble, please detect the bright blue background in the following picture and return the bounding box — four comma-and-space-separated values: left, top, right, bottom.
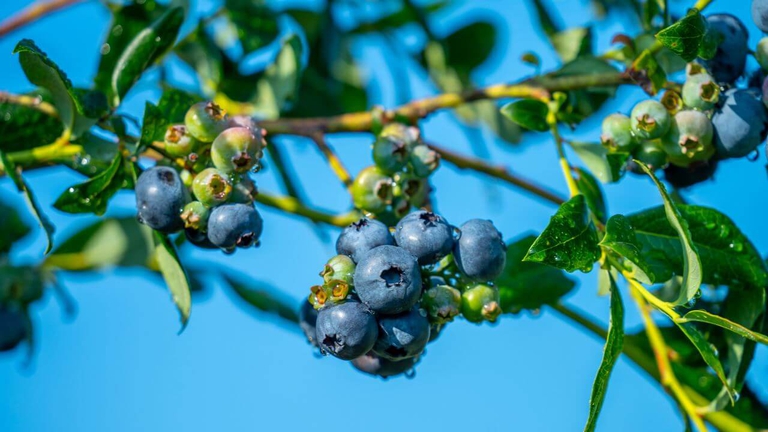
1, 0, 766, 431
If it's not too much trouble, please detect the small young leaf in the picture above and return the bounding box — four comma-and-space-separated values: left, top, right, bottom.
153, 231, 192, 330
138, 88, 201, 153
600, 215, 656, 284
655, 10, 708, 62
222, 273, 300, 324
500, 99, 549, 132
569, 142, 628, 183
443, 21, 497, 75
634, 160, 701, 305
524, 195, 601, 273
496, 235, 576, 313
53, 153, 125, 216
574, 167, 607, 223
583, 273, 624, 432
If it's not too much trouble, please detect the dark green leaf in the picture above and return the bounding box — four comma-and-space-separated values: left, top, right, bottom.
497, 235, 576, 313
225, 0, 279, 53
0, 193, 30, 254
153, 231, 191, 330
0, 151, 54, 254
66, 132, 120, 177
53, 153, 125, 215
524, 195, 601, 273
138, 88, 201, 153
552, 27, 592, 62
570, 142, 629, 184
546, 57, 619, 121
629, 49, 667, 95
530, 0, 561, 38
0, 91, 63, 152
655, 10, 708, 62
583, 273, 624, 432
111, 7, 184, 106
634, 161, 701, 305
698, 27, 723, 60
676, 320, 733, 402
574, 167, 606, 223
499, 99, 549, 132
223, 273, 300, 324
681, 309, 768, 346
600, 214, 656, 284
443, 21, 496, 75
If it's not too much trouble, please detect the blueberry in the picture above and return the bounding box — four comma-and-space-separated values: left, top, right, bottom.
461, 284, 501, 323
664, 159, 718, 189
763, 76, 768, 110
207, 203, 263, 250
180, 201, 210, 232
704, 14, 749, 84
351, 351, 418, 378
192, 168, 232, 207
373, 134, 408, 174
631, 100, 671, 140
756, 38, 768, 71
712, 88, 768, 158
351, 166, 394, 213
421, 284, 462, 323
753, 0, 768, 33
453, 219, 507, 281
408, 145, 440, 178
211, 127, 265, 174
394, 173, 428, 207
632, 140, 668, 172
184, 101, 228, 142
373, 308, 430, 361
394, 211, 454, 265
353, 245, 422, 314
299, 300, 319, 347
600, 113, 637, 152
315, 300, 378, 360
661, 111, 715, 167
135, 166, 188, 233
682, 72, 720, 111
0, 305, 26, 352
164, 124, 200, 158
184, 227, 218, 249
336, 217, 395, 263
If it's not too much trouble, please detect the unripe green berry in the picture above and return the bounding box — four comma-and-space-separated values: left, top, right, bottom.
600, 113, 637, 152
394, 173, 428, 207
180, 201, 210, 231
184, 102, 228, 142
192, 168, 233, 207
661, 111, 715, 167
164, 124, 200, 158
660, 90, 683, 115
422, 284, 462, 324
409, 144, 440, 178
230, 175, 257, 204
631, 100, 672, 140
461, 284, 501, 323
380, 123, 420, 148
352, 166, 394, 213
309, 283, 349, 309
321, 254, 356, 287
211, 127, 265, 174
633, 140, 668, 171
682, 73, 720, 110
372, 129, 410, 174
756, 37, 768, 71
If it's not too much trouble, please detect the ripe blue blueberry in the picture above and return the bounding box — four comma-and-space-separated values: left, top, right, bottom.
600, 113, 636, 152
704, 14, 749, 84
207, 203, 264, 250
315, 300, 378, 360
184, 101, 228, 142
394, 211, 454, 265
373, 308, 430, 361
712, 89, 768, 158
682, 72, 719, 111
211, 127, 265, 174
664, 160, 718, 189
135, 166, 188, 233
184, 228, 218, 249
661, 110, 715, 167
336, 217, 395, 263
0, 305, 26, 352
454, 219, 507, 281
630, 100, 671, 140
354, 245, 422, 314
753, 0, 768, 33
351, 166, 394, 214
351, 351, 418, 378
300, 300, 319, 347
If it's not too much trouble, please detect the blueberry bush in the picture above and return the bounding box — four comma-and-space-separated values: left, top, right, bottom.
2, 0, 768, 430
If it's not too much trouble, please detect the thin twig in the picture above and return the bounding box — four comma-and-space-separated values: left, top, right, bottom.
310, 132, 353, 191
0, 0, 85, 38
0, 92, 58, 117
254, 191, 360, 228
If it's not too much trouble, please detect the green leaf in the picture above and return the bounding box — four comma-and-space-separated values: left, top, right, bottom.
545, 57, 619, 121
153, 231, 191, 330
583, 273, 624, 432
46, 218, 153, 271
499, 99, 549, 132
524, 195, 601, 273
574, 167, 606, 223
443, 21, 496, 75
570, 142, 628, 184
628, 49, 667, 95
634, 160, 701, 305
496, 235, 576, 313
552, 27, 592, 63
222, 273, 300, 324
138, 88, 201, 153
0, 90, 63, 152
0, 151, 54, 254
225, 0, 279, 53
65, 132, 120, 177
681, 310, 768, 346
248, 34, 305, 118
627, 204, 765, 290
111, 7, 185, 106
600, 215, 656, 284
676, 320, 733, 402
530, 0, 561, 38
655, 10, 708, 62
53, 153, 125, 216
0, 193, 30, 254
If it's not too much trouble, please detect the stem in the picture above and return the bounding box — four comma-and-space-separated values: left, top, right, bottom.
549, 119, 579, 198
254, 191, 361, 227
693, 0, 715, 11
310, 133, 353, 191
0, 92, 58, 117
0, 0, 85, 38
427, 143, 566, 205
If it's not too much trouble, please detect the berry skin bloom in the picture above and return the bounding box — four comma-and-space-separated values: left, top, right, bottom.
661, 110, 715, 167
630, 100, 671, 140
394, 211, 454, 265
184, 101, 229, 142
336, 217, 395, 263
600, 113, 637, 152
453, 219, 507, 281
712, 89, 768, 158
207, 203, 264, 250
315, 300, 378, 360
351, 351, 418, 378
135, 166, 188, 233
373, 308, 430, 361
681, 72, 719, 111
353, 245, 422, 315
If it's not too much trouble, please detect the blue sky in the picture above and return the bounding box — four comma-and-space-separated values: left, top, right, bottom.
1, 0, 766, 431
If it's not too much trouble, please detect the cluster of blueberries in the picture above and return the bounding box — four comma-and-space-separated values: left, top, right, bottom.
602, 8, 768, 188
135, 101, 266, 252
351, 124, 439, 223
299, 211, 507, 378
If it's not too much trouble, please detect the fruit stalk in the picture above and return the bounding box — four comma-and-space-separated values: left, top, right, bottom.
0, 0, 85, 38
